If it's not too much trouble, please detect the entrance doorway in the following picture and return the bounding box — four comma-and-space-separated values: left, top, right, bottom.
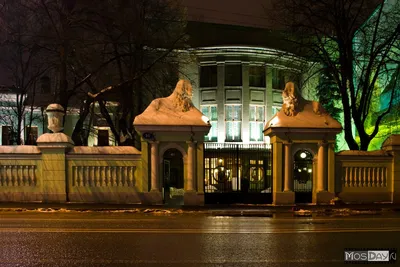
293, 149, 313, 203
163, 148, 184, 205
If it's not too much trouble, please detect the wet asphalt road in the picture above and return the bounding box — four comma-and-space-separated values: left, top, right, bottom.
0, 211, 399, 267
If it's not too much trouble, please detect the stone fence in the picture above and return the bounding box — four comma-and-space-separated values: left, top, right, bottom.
335, 150, 393, 203
335, 135, 400, 204
0, 134, 399, 205
0, 146, 42, 202
0, 146, 143, 203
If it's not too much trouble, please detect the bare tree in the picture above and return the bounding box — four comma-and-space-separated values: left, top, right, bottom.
0, 0, 47, 145
270, 0, 400, 150
13, 0, 188, 146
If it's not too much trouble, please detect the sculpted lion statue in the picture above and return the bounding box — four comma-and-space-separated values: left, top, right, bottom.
172, 79, 194, 112
282, 82, 326, 116
282, 82, 301, 116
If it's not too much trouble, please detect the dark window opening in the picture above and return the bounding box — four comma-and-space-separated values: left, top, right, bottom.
249, 66, 266, 87
200, 65, 217, 87
225, 65, 242, 86
272, 69, 285, 89
97, 129, 109, 146
2, 126, 13, 145
25, 126, 38, 145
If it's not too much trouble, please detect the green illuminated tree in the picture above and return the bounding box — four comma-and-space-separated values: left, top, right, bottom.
271, 0, 400, 150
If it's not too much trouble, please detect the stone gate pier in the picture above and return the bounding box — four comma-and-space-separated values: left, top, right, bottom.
264, 82, 342, 204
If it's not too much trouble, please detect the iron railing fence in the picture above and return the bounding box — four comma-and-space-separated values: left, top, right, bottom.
204, 143, 272, 194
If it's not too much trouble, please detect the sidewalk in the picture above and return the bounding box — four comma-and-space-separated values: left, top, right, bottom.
1, 202, 400, 216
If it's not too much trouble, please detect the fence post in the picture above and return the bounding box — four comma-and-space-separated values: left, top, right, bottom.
382, 135, 400, 204
37, 135, 74, 203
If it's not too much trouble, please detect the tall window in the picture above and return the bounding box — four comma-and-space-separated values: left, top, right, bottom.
249, 105, 265, 142
272, 69, 285, 89
201, 105, 218, 142
225, 65, 242, 86
272, 106, 280, 116
225, 105, 242, 141
249, 66, 266, 87
200, 65, 217, 87
97, 129, 109, 146
2, 126, 13, 145
25, 126, 38, 145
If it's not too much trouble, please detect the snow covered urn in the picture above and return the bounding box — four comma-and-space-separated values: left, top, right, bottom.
46, 103, 64, 133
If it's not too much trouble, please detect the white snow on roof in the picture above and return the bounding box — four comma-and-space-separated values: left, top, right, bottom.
336, 150, 389, 156
0, 146, 41, 154
265, 101, 342, 130
134, 80, 210, 127
69, 146, 141, 155
134, 96, 209, 126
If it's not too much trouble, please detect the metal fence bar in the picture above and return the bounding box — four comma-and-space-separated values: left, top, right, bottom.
204, 143, 272, 194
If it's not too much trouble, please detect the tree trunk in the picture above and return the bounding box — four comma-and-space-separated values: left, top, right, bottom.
71, 98, 93, 145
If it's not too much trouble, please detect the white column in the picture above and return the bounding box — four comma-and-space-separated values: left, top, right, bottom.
317, 141, 327, 192
150, 141, 159, 191
187, 141, 196, 191
217, 62, 225, 143
242, 62, 250, 143
284, 143, 293, 191
327, 142, 335, 193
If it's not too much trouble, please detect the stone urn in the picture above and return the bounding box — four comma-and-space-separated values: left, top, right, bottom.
36, 103, 74, 146
46, 104, 65, 133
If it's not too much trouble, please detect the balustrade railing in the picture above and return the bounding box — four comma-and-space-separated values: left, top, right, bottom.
0, 165, 36, 186
72, 166, 135, 187
343, 166, 387, 188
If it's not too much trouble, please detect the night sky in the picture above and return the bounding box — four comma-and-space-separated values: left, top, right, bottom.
182, 0, 273, 28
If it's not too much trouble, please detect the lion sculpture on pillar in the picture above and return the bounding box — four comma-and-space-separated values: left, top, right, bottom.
282, 82, 326, 117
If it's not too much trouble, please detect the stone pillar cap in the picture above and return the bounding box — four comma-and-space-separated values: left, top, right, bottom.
46, 104, 65, 113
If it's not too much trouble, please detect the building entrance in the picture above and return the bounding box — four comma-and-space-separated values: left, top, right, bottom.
163, 148, 184, 205
293, 149, 313, 203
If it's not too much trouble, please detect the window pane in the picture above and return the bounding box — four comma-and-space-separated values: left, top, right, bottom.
225, 105, 233, 120
210, 121, 218, 141
272, 106, 280, 115
249, 66, 266, 87
250, 122, 263, 141
256, 106, 265, 121
234, 122, 242, 140
226, 121, 241, 141
200, 66, 217, 87
203, 105, 218, 142
272, 69, 285, 89
201, 106, 209, 117
225, 65, 242, 86
210, 106, 218, 120
249, 106, 256, 121
233, 105, 242, 120
257, 122, 263, 141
